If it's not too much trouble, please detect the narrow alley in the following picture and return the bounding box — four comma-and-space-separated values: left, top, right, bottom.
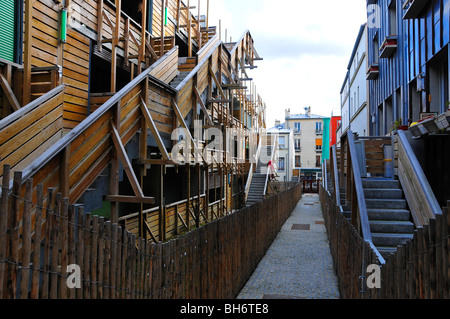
237, 194, 340, 299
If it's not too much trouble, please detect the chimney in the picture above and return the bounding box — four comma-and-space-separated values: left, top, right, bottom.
275, 119, 281, 127
285, 108, 291, 119
307, 107, 311, 117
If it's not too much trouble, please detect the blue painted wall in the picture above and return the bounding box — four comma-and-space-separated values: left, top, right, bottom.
366, 0, 450, 135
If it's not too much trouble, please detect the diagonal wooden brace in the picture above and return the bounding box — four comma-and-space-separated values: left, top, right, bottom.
140, 96, 171, 160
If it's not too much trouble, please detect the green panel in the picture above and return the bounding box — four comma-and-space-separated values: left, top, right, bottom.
322, 118, 331, 162
0, 0, 16, 62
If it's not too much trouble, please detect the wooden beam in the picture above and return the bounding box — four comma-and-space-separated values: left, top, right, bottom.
193, 85, 214, 126
105, 195, 155, 204
172, 100, 195, 145
187, 0, 192, 57
186, 163, 191, 230
137, 158, 176, 165
207, 99, 232, 104
222, 84, 247, 90
59, 145, 70, 198
140, 0, 148, 73
160, 0, 166, 58
23, 0, 33, 105
110, 120, 145, 198
0, 74, 21, 111
177, 211, 189, 230
140, 97, 171, 160
208, 65, 226, 99
97, 0, 104, 51
144, 220, 158, 243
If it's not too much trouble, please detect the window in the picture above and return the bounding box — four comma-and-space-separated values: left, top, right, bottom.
316, 122, 323, 134
388, 1, 397, 36
315, 156, 321, 168
278, 157, 285, 171
295, 156, 301, 168
316, 138, 323, 152
294, 122, 301, 132
278, 136, 286, 149
295, 139, 301, 151
0, 0, 20, 63
373, 34, 379, 64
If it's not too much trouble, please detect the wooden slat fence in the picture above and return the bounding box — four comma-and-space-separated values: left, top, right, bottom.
320, 179, 450, 299
0, 164, 301, 299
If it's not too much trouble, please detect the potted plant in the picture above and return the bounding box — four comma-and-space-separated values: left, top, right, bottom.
390, 118, 408, 133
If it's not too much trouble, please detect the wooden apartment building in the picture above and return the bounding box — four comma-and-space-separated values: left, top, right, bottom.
0, 0, 268, 243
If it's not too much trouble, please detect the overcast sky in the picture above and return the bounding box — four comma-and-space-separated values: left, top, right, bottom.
198, 0, 368, 128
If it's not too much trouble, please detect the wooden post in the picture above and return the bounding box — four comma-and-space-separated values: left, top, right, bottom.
196, 163, 200, 228
110, 98, 121, 223
139, 0, 148, 73
187, 0, 192, 57
31, 184, 44, 299
23, 0, 33, 105
0, 165, 10, 299
197, 0, 202, 50
205, 164, 209, 221
186, 163, 191, 231
160, 164, 166, 241
60, 145, 70, 198
160, 0, 166, 58
97, 0, 104, 51
59, 197, 69, 299
111, 0, 122, 92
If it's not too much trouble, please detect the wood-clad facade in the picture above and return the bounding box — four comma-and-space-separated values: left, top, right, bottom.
0, 0, 267, 248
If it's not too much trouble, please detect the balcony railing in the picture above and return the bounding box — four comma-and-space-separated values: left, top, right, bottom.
367, 64, 379, 80
403, 0, 429, 19
379, 35, 398, 58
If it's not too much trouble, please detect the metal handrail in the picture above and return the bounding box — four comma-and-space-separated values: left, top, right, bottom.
244, 138, 262, 201
331, 145, 341, 207
346, 130, 385, 265
263, 137, 277, 196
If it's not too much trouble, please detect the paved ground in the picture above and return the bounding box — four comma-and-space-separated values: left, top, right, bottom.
237, 194, 340, 299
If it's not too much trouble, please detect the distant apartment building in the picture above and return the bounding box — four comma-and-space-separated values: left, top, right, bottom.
340, 23, 369, 137
267, 120, 295, 182
284, 107, 330, 178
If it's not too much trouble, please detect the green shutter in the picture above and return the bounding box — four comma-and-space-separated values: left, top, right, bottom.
0, 0, 16, 62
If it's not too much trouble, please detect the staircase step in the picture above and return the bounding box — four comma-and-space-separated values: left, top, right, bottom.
376, 246, 398, 258
372, 233, 414, 247
362, 179, 400, 189
366, 199, 408, 210
364, 188, 403, 199
367, 209, 411, 221
369, 220, 414, 234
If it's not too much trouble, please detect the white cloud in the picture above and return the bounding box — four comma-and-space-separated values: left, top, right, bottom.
197, 0, 368, 127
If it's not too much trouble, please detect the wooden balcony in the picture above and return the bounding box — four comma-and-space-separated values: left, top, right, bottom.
402, 0, 429, 19
379, 35, 397, 58
366, 64, 379, 80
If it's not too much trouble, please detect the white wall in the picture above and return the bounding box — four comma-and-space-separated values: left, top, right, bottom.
342, 25, 369, 136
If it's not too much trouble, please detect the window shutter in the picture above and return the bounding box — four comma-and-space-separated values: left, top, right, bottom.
0, 0, 16, 62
